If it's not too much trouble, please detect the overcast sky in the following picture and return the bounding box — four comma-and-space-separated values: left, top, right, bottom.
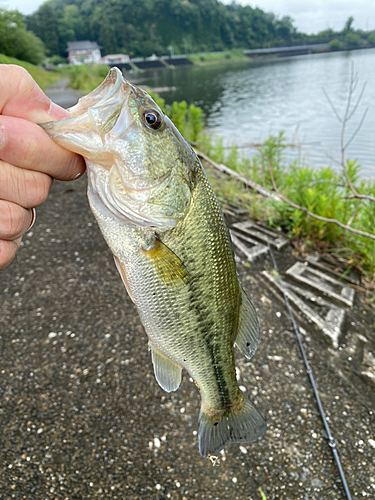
3, 0, 375, 34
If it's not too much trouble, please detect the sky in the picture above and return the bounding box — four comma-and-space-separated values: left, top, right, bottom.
3, 0, 375, 34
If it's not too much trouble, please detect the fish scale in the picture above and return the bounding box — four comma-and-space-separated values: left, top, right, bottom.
41, 67, 267, 457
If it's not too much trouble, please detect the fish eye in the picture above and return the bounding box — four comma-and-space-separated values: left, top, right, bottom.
142, 109, 162, 130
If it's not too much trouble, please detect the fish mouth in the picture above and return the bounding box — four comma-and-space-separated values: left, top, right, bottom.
68, 67, 126, 117
40, 67, 132, 157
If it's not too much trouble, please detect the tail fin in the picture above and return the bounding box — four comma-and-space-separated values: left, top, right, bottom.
198, 393, 267, 458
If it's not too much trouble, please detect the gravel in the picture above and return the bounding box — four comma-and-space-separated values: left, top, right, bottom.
1, 176, 374, 499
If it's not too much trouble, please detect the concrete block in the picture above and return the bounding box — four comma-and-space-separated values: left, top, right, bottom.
306, 255, 361, 285
232, 221, 288, 250
286, 262, 355, 308
262, 270, 345, 347
230, 232, 268, 262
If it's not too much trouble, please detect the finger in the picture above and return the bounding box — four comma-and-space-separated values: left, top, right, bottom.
0, 160, 53, 208
0, 115, 85, 181
0, 200, 33, 240
0, 237, 22, 271
0, 65, 68, 123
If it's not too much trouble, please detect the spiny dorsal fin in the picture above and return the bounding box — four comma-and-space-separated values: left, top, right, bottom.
142, 236, 189, 286
150, 344, 182, 392
234, 289, 259, 359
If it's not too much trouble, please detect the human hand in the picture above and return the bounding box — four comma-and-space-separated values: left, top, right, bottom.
0, 65, 85, 271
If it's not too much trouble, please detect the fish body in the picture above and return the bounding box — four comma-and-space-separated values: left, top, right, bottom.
41, 68, 266, 457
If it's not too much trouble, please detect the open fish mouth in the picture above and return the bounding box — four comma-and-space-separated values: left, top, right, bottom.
68, 67, 127, 117
41, 68, 132, 145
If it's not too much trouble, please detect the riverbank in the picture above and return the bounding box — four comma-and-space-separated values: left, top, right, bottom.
188, 49, 249, 66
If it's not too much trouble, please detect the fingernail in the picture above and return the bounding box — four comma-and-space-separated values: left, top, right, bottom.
74, 170, 84, 179
0, 125, 5, 147
48, 101, 69, 121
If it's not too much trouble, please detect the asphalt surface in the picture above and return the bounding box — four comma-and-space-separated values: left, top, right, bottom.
45, 79, 84, 109
1, 172, 374, 500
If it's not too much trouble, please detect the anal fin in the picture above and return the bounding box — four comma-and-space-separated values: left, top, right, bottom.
234, 289, 259, 359
150, 344, 182, 393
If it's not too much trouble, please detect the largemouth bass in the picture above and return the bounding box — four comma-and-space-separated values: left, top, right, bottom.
41, 68, 266, 457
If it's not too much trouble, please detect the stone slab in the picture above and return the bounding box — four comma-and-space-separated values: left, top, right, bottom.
286, 262, 355, 308
306, 255, 361, 285
230, 232, 268, 262
232, 221, 288, 250
262, 270, 345, 347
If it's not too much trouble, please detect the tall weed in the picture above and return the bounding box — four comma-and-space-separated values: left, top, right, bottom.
201, 131, 375, 278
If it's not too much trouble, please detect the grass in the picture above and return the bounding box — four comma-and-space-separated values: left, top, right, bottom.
65, 64, 111, 94
188, 49, 250, 66
198, 131, 375, 281
0, 54, 62, 89
257, 487, 267, 500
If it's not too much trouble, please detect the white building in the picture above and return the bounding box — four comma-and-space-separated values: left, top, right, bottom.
101, 54, 130, 65
67, 41, 102, 66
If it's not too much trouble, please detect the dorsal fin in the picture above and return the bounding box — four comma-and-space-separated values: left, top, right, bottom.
234, 289, 259, 359
150, 344, 182, 392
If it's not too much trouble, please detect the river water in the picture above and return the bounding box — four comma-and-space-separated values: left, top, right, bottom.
133, 49, 375, 178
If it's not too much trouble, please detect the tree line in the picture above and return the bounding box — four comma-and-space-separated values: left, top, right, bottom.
26, 0, 303, 58
0, 1, 374, 65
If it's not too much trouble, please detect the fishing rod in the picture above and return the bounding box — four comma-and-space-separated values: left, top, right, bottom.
267, 243, 352, 500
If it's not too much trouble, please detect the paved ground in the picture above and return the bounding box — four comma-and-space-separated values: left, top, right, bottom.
45, 79, 83, 109
1, 171, 374, 499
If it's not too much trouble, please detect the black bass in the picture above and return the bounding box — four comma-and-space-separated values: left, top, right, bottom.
41, 68, 266, 457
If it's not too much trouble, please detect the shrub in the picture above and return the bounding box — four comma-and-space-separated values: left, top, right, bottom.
344, 33, 363, 48
329, 39, 340, 50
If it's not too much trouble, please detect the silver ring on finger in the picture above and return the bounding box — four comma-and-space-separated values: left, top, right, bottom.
27, 207, 36, 232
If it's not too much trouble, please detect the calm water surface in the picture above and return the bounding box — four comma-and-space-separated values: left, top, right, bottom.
132, 49, 375, 178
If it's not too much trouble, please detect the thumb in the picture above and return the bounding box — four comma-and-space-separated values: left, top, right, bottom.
0, 65, 68, 123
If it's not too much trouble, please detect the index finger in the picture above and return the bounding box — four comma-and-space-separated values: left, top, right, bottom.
0, 64, 85, 180
0, 65, 67, 123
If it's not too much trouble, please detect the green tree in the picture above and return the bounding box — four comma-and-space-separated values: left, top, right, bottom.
345, 32, 363, 48
26, 0, 304, 58
0, 9, 45, 64
27, 3, 60, 56
343, 16, 354, 34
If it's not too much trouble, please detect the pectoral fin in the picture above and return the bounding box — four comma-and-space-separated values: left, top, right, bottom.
234, 290, 259, 359
142, 236, 189, 286
150, 344, 182, 392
